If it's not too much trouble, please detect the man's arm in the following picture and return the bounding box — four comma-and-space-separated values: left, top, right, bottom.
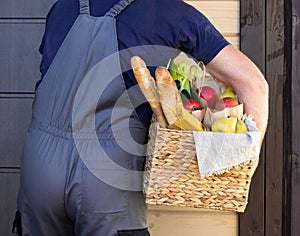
206, 45, 269, 144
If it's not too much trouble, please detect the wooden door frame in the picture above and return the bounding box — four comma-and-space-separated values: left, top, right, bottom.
239, 0, 266, 234
239, 0, 299, 235
287, 0, 300, 235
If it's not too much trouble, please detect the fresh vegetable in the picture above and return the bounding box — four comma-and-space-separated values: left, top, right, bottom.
183, 99, 202, 112
169, 61, 193, 100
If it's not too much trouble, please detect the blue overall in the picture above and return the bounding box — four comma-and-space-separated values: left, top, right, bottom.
17, 0, 150, 235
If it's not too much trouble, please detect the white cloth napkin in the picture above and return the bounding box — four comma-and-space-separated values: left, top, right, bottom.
192, 117, 261, 178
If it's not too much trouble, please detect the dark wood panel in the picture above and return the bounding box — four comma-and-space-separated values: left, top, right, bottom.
240, 0, 266, 71
0, 97, 33, 167
0, 0, 56, 18
0, 170, 20, 236
291, 1, 300, 235
265, 0, 285, 235
240, 151, 265, 235
239, 0, 266, 235
282, 2, 292, 235
0, 23, 45, 92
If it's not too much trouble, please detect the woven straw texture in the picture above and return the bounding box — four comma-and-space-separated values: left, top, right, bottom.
143, 122, 257, 212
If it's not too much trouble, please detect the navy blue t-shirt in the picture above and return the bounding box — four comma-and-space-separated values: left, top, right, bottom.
38, 0, 229, 128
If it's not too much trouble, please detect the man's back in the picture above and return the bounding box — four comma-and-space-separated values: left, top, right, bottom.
38, 0, 228, 127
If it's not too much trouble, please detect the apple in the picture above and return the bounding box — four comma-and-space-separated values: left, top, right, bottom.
236, 118, 248, 133
197, 86, 218, 108
183, 99, 202, 112
211, 116, 248, 133
215, 97, 239, 110
211, 116, 237, 133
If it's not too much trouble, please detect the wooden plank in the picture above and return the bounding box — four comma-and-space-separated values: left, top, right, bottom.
239, 151, 265, 235
240, 0, 266, 69
225, 36, 239, 49
148, 206, 238, 236
185, 1, 239, 33
0, 0, 56, 18
239, 0, 265, 235
0, 170, 20, 236
282, 2, 292, 235
265, 0, 285, 235
0, 96, 33, 168
0, 22, 45, 92
290, 1, 300, 235
148, 205, 234, 213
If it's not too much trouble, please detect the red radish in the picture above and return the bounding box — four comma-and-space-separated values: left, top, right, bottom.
183, 99, 202, 112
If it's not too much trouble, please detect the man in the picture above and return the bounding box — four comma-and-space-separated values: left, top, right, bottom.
15, 0, 268, 235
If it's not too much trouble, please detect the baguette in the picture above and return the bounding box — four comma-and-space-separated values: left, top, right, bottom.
155, 66, 183, 126
131, 56, 168, 127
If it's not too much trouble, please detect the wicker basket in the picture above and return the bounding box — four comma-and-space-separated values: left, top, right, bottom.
143, 121, 258, 213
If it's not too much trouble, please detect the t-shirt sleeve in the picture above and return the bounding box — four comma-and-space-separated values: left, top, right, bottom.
175, 6, 230, 64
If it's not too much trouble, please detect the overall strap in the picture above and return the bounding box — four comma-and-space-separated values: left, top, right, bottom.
79, 0, 90, 15
105, 0, 135, 18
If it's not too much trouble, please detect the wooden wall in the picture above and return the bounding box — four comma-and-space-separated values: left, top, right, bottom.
239, 1, 266, 234
148, 1, 240, 235
283, 1, 300, 235
239, 0, 300, 236
186, 0, 240, 48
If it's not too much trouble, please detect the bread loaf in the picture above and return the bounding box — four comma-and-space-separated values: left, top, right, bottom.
131, 56, 168, 127
155, 66, 183, 126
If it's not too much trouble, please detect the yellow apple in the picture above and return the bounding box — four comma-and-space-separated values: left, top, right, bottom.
235, 118, 248, 133
211, 116, 248, 133
219, 86, 236, 99
211, 116, 237, 133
